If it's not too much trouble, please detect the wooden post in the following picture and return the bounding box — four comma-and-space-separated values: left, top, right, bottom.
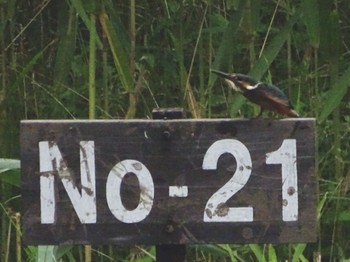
153, 108, 187, 262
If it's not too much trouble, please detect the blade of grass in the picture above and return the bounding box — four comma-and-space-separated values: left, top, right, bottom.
230, 14, 299, 116
208, 1, 245, 117
249, 244, 266, 262
208, 1, 245, 88
88, 13, 96, 119
99, 12, 135, 118
258, 0, 281, 59
15, 213, 21, 262
4, 0, 51, 51
0, 159, 20, 173
301, 0, 320, 48
184, 4, 208, 118
292, 243, 307, 262
219, 244, 238, 262
9, 39, 56, 92
318, 65, 350, 122
250, 14, 299, 79
98, 13, 133, 93
37, 246, 58, 262
268, 244, 277, 262
68, 0, 102, 48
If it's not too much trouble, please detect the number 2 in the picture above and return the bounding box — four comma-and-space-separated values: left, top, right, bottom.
202, 139, 253, 222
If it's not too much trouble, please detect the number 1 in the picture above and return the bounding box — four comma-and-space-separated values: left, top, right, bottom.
266, 139, 298, 221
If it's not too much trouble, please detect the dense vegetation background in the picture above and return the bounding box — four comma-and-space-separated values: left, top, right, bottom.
1, 0, 350, 261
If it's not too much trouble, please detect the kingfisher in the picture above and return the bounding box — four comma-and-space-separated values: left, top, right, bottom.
211, 69, 299, 118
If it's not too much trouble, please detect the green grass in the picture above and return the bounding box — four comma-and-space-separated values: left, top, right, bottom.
1, 0, 350, 261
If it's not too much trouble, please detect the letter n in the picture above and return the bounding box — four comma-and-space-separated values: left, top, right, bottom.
39, 141, 96, 224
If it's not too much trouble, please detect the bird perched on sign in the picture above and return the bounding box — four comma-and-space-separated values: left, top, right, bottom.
211, 69, 299, 118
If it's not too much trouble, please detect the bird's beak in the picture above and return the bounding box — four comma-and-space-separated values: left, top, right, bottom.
211, 69, 242, 92
210, 69, 233, 80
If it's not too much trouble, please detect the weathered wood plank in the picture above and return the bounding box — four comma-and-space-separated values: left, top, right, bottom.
21, 118, 317, 245
154, 108, 187, 262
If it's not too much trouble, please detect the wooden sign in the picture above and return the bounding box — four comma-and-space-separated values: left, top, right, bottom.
21, 118, 317, 245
